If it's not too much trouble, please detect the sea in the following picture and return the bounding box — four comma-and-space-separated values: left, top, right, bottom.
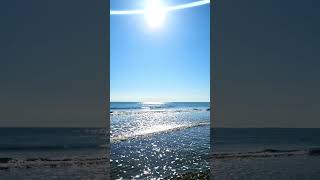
211, 128, 320, 179
110, 102, 210, 179
0, 102, 210, 180
2, 103, 320, 179
0, 128, 108, 180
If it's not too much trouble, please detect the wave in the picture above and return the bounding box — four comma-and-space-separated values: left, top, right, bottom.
211, 147, 320, 159
110, 107, 142, 110
110, 108, 210, 115
1, 148, 319, 171
0, 145, 106, 151
0, 156, 108, 170
111, 122, 210, 143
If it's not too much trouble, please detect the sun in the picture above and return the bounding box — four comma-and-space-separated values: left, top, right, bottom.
144, 0, 167, 28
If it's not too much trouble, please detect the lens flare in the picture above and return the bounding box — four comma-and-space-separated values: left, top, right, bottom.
110, 0, 210, 15
144, 0, 167, 28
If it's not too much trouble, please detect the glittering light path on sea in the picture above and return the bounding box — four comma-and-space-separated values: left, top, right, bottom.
110, 0, 210, 15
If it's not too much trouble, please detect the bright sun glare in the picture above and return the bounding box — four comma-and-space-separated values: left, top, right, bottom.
144, 0, 167, 28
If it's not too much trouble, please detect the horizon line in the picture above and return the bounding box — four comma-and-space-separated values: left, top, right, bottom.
2, 127, 320, 129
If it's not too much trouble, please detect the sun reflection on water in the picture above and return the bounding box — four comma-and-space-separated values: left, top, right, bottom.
110, 103, 210, 179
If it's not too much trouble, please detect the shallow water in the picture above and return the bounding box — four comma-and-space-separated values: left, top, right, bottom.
0, 128, 108, 180
211, 128, 320, 179
213, 156, 320, 180
111, 102, 210, 179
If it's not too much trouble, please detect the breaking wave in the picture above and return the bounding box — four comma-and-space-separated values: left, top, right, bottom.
110, 108, 210, 115
0, 156, 108, 170
211, 147, 320, 159
111, 121, 210, 142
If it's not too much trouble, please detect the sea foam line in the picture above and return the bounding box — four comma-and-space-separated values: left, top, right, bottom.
210, 148, 320, 159
0, 156, 108, 170
111, 122, 210, 143
110, 108, 210, 116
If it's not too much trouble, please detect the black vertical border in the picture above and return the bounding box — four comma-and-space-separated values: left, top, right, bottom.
105, 0, 110, 179
210, 0, 215, 179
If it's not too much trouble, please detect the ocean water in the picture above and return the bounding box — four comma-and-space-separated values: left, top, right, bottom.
2, 113, 320, 179
110, 102, 210, 179
211, 128, 320, 179
0, 128, 108, 180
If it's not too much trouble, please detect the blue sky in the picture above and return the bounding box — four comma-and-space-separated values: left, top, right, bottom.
110, 0, 210, 102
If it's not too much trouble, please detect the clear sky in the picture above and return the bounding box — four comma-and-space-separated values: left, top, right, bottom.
110, 0, 210, 102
